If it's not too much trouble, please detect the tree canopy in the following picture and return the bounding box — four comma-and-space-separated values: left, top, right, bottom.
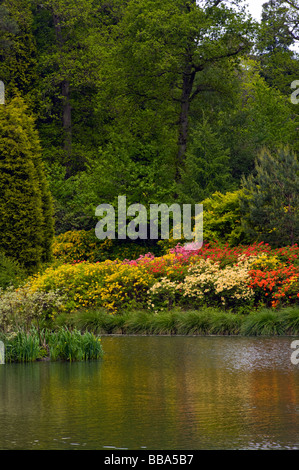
0, 0, 298, 250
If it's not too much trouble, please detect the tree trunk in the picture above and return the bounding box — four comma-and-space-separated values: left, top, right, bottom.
61, 79, 72, 176
175, 63, 195, 184
53, 13, 72, 178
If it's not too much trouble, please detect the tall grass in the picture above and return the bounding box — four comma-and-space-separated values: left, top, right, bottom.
240, 309, 286, 336
279, 307, 299, 335
56, 306, 299, 337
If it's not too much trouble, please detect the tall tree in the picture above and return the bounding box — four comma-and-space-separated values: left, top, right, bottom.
255, 0, 299, 97
282, 0, 299, 41
0, 96, 54, 271
99, 0, 254, 193
0, 3, 18, 51
0, 0, 38, 103
178, 116, 233, 204
216, 59, 299, 181
32, 0, 106, 177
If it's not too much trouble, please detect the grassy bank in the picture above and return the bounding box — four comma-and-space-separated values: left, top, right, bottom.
55, 306, 299, 337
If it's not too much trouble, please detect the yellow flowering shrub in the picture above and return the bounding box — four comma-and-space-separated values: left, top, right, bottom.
26, 243, 299, 316
28, 260, 155, 314
100, 264, 155, 313
182, 258, 220, 301
249, 253, 280, 271
213, 257, 255, 306
147, 277, 181, 311
53, 229, 160, 264
29, 261, 117, 311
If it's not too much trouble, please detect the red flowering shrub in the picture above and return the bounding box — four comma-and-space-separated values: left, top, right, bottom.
248, 265, 299, 308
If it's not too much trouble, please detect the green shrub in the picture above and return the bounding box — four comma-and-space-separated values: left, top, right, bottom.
240, 146, 299, 247
51, 306, 299, 336
0, 251, 26, 290
4, 329, 43, 363
279, 307, 299, 335
201, 190, 251, 246
67, 308, 123, 335
2, 327, 103, 362
240, 309, 285, 336
53, 229, 161, 264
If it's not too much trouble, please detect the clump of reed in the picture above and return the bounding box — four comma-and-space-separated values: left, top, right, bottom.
1, 327, 103, 363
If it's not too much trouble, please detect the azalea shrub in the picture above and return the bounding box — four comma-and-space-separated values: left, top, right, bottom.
137, 242, 299, 312
148, 255, 256, 312
99, 264, 155, 313
28, 259, 155, 313
29, 260, 119, 311
17, 241, 299, 315
248, 264, 299, 308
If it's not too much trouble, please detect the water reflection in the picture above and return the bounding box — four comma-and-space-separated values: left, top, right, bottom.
0, 336, 298, 450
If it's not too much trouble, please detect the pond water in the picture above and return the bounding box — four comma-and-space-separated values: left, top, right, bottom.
0, 336, 299, 450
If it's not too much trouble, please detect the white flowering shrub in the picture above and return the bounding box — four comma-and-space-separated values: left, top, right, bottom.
182, 258, 220, 302
0, 285, 66, 333
147, 277, 181, 311
213, 257, 255, 307
148, 256, 256, 311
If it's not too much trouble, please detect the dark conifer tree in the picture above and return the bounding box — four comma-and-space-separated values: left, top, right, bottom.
0, 96, 54, 271
240, 146, 299, 246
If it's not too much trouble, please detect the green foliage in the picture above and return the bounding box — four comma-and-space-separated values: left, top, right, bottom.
3, 329, 42, 362
94, 0, 254, 200
1, 0, 298, 251
178, 117, 233, 204
241, 63, 298, 151
32, 0, 110, 177
240, 309, 286, 336
0, 0, 38, 103
0, 3, 19, 51
240, 146, 299, 246
217, 59, 299, 182
53, 229, 161, 263
0, 96, 54, 271
201, 190, 251, 246
57, 306, 299, 336
256, 1, 299, 97
0, 251, 27, 290
44, 327, 103, 362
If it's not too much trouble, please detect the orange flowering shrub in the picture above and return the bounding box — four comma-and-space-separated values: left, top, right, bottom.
248, 265, 299, 308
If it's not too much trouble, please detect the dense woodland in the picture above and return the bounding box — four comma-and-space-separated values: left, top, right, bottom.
0, 0, 299, 272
